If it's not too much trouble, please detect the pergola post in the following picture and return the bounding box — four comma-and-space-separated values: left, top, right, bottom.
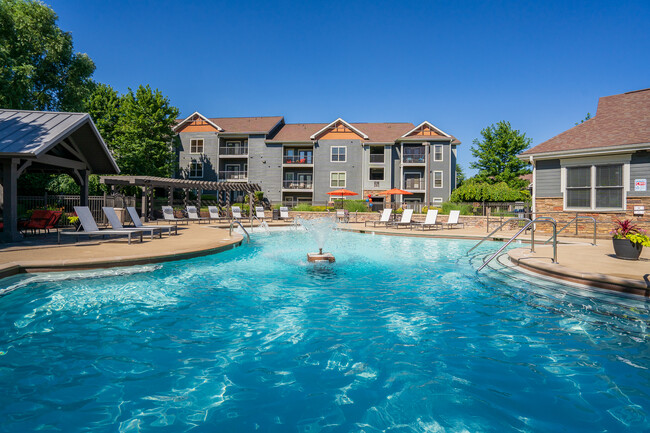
148, 187, 154, 221
167, 186, 173, 207
184, 189, 189, 207
197, 189, 202, 209
141, 186, 147, 222
1, 158, 20, 242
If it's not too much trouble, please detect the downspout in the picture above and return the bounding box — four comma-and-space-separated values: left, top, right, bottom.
529, 154, 536, 220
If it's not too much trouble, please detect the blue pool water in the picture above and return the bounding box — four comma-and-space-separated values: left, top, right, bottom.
1, 229, 650, 432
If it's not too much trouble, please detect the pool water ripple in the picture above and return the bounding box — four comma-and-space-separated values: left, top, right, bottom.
1, 230, 650, 432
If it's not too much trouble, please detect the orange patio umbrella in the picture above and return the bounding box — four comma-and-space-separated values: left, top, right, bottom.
326, 188, 359, 201
377, 188, 413, 208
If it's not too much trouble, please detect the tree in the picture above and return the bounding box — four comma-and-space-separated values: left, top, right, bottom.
0, 0, 95, 111
85, 83, 121, 145
449, 179, 531, 203
575, 113, 592, 126
455, 163, 465, 187
470, 121, 531, 189
110, 85, 179, 176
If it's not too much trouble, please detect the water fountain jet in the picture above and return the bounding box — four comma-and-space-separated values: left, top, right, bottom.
299, 217, 336, 263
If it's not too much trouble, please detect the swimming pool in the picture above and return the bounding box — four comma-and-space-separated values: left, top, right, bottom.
1, 230, 649, 432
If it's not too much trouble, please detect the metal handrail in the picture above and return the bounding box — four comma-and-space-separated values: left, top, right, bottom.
477, 217, 558, 272
544, 216, 597, 246
229, 220, 250, 243
468, 217, 532, 253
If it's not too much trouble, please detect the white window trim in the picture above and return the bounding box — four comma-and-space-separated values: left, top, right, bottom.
560, 154, 630, 211
330, 146, 347, 163
433, 170, 444, 188
189, 161, 203, 178
330, 171, 346, 188
368, 167, 385, 181
404, 171, 424, 190
190, 138, 204, 154
434, 145, 443, 162
431, 197, 443, 204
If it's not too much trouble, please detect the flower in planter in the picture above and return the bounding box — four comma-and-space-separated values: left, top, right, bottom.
611, 219, 650, 245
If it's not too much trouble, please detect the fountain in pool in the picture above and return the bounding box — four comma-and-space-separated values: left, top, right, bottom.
298, 216, 337, 263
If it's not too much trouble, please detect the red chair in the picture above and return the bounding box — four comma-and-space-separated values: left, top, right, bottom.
20, 210, 61, 235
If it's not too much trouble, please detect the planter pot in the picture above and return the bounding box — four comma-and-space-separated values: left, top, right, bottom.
612, 238, 643, 260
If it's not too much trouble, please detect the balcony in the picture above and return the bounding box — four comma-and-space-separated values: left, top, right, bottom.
369, 154, 385, 164
219, 144, 248, 156
403, 177, 425, 190
282, 179, 314, 190
218, 171, 248, 181
403, 151, 426, 164
283, 155, 313, 164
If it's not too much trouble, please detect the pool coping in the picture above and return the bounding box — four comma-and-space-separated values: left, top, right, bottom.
342, 226, 650, 295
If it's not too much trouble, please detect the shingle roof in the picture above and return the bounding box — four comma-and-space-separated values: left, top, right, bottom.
523, 88, 650, 155
268, 122, 422, 143
208, 116, 284, 134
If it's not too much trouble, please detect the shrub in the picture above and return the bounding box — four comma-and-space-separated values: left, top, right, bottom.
311, 206, 328, 212
441, 202, 473, 215
343, 200, 370, 213
293, 203, 313, 211
449, 179, 530, 203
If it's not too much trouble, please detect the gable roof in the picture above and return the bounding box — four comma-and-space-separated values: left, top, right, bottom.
267, 122, 417, 143
523, 88, 650, 156
310, 118, 369, 140
174, 112, 284, 134
0, 109, 119, 173
401, 121, 451, 138
174, 111, 224, 132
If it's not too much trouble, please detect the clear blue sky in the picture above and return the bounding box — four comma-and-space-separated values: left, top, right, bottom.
51, 0, 650, 175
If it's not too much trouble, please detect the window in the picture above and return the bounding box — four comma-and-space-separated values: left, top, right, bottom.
330, 172, 346, 188
432, 197, 443, 204
565, 164, 624, 210
190, 139, 204, 154
433, 171, 443, 188
369, 168, 384, 181
331, 146, 347, 162
189, 161, 203, 178
434, 145, 443, 161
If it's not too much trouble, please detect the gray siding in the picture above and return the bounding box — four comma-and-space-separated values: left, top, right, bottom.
248, 135, 283, 202
629, 151, 650, 197
428, 142, 453, 201
362, 144, 392, 191
313, 139, 363, 203
535, 159, 561, 197
177, 131, 219, 181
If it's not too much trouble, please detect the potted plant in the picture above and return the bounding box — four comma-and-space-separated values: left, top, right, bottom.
610, 219, 650, 260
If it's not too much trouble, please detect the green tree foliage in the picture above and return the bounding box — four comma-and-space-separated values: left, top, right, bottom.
455, 163, 465, 187
449, 179, 531, 203
0, 0, 95, 111
470, 121, 532, 189
18, 173, 103, 195
86, 84, 179, 177
575, 112, 592, 126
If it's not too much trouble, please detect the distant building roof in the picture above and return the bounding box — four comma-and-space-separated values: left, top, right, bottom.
0, 109, 119, 174
523, 88, 650, 156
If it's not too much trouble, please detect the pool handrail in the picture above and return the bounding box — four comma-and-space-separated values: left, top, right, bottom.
544, 215, 597, 246
229, 220, 250, 243
468, 217, 532, 253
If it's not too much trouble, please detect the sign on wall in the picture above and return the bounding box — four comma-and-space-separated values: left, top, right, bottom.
635, 179, 647, 192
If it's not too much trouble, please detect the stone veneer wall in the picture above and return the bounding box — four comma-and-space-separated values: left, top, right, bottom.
535, 197, 650, 236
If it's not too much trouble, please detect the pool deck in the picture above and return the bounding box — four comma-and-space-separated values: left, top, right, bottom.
341, 222, 650, 295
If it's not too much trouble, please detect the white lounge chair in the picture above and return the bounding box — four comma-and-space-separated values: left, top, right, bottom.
364, 208, 392, 227
58, 206, 142, 244
411, 209, 441, 230
279, 206, 290, 220
231, 206, 243, 220
186, 206, 209, 224
444, 210, 465, 229
127, 207, 176, 235
103, 207, 162, 239
389, 209, 413, 229
207, 206, 228, 222
255, 206, 267, 221
162, 206, 189, 225
336, 209, 349, 223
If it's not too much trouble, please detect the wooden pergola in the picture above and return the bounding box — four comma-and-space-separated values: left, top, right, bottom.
100, 175, 261, 221
0, 110, 119, 242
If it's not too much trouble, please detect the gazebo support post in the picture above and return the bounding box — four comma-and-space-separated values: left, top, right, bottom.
79, 169, 89, 208
1, 158, 20, 242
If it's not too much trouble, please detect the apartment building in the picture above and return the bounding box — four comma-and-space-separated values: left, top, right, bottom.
174, 113, 460, 205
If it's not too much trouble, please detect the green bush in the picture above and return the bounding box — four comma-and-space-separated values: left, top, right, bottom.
232, 202, 250, 213
440, 202, 473, 215
293, 203, 313, 211
311, 206, 328, 212
343, 200, 370, 213
449, 180, 531, 203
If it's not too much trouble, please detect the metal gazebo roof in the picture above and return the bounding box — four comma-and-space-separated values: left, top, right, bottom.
100, 175, 261, 192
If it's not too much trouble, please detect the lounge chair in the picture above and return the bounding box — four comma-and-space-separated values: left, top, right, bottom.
207, 206, 229, 223
103, 207, 162, 239
443, 210, 465, 229
389, 209, 413, 229
231, 206, 243, 220
58, 206, 143, 244
20, 209, 62, 235
255, 206, 267, 221
127, 207, 176, 235
336, 209, 349, 223
186, 206, 209, 224
411, 209, 441, 230
364, 208, 392, 227
279, 206, 291, 220
161, 206, 189, 225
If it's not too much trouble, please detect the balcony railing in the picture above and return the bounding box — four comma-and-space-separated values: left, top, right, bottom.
404, 178, 425, 190
403, 152, 426, 163
283, 180, 314, 189
218, 171, 248, 181
219, 145, 248, 156
284, 155, 313, 164
369, 154, 384, 163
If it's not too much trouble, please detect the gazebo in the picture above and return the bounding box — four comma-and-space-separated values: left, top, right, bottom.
100, 175, 261, 221
0, 109, 119, 242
